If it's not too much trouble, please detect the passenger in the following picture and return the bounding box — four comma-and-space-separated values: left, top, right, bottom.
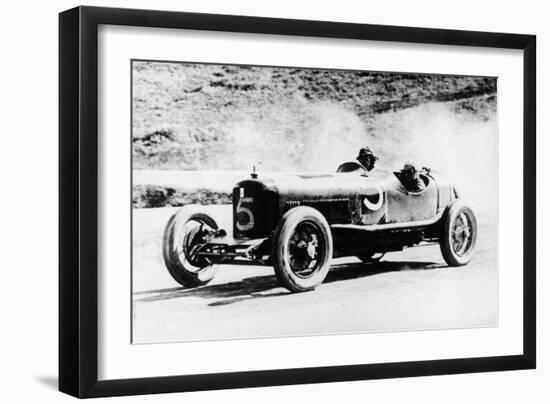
400, 160, 426, 193
356, 147, 378, 172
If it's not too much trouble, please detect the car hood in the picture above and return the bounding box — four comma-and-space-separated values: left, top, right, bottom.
236, 169, 396, 202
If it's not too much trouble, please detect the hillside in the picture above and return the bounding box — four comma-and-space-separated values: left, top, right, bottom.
132, 61, 496, 172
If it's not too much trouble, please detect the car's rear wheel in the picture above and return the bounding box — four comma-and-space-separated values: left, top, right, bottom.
271, 207, 333, 292
440, 200, 477, 266
162, 206, 220, 287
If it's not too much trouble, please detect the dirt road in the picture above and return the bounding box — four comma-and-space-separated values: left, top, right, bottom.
132, 206, 497, 344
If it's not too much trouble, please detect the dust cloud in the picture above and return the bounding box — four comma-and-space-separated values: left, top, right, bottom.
221, 100, 497, 219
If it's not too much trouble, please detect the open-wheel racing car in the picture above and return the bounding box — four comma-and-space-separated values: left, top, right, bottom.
162, 162, 477, 293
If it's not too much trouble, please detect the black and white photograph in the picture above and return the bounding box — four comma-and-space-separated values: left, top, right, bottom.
1, 0, 545, 400
131, 60, 498, 344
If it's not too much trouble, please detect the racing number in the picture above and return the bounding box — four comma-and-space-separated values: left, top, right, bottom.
362, 186, 384, 211
236, 188, 255, 231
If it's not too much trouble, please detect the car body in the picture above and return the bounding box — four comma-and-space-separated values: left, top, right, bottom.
163, 163, 477, 292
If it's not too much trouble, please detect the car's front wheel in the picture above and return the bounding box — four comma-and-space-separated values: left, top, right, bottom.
440, 200, 477, 266
271, 207, 333, 292
162, 206, 220, 288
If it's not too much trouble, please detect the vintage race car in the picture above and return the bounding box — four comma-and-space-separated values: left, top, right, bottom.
162, 163, 477, 292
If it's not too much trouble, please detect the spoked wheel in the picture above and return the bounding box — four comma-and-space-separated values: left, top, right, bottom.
440, 200, 477, 266
272, 207, 333, 292
288, 222, 325, 278
451, 212, 475, 255
162, 206, 221, 287
180, 220, 214, 267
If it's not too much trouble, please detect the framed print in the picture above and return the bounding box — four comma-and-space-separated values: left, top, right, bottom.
59, 6, 536, 398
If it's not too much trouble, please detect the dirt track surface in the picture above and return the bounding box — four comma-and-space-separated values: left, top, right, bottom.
132, 206, 497, 344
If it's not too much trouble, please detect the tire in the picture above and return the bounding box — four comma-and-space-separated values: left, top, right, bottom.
271, 206, 333, 292
439, 200, 478, 266
162, 206, 220, 287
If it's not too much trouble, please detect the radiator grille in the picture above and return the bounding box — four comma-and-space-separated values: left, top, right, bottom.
284, 198, 350, 224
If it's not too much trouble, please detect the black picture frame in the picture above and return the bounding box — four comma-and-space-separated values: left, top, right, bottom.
59, 6, 536, 398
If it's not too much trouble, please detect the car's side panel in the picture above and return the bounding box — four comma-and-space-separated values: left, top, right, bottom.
357, 186, 387, 225
430, 172, 456, 214
385, 174, 438, 223
275, 172, 390, 226
232, 169, 452, 241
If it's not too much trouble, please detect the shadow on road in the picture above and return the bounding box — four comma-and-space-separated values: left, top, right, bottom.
134, 260, 444, 306
327, 260, 444, 283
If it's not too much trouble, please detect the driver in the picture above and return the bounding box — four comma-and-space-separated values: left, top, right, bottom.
356, 147, 378, 172
400, 160, 426, 193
